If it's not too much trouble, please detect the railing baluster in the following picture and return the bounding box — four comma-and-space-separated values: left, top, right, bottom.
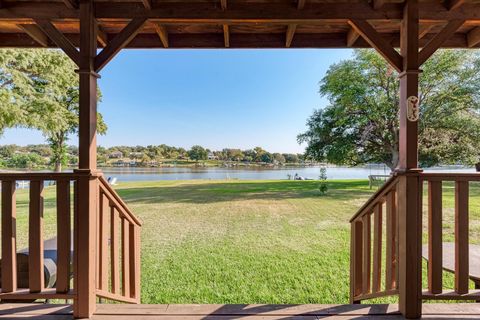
29, 180, 44, 292
372, 203, 382, 293
385, 189, 397, 290
362, 214, 371, 294
122, 219, 130, 297
129, 224, 140, 300
1, 180, 17, 292
455, 180, 469, 294
73, 180, 78, 299
56, 179, 71, 293
98, 192, 109, 291
428, 180, 442, 294
111, 206, 120, 294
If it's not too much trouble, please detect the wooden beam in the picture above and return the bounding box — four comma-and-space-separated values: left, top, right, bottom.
348, 19, 402, 72
2, 2, 480, 21
95, 18, 147, 72
153, 22, 168, 48
141, 0, 152, 10
372, 0, 385, 10
467, 26, 480, 47
0, 31, 472, 50
419, 24, 435, 39
418, 19, 465, 65
62, 0, 78, 9
34, 19, 79, 66
18, 24, 48, 47
447, 0, 465, 11
97, 24, 108, 47
347, 27, 360, 47
286, 24, 296, 47
223, 24, 229, 48
221, 0, 227, 11
297, 0, 306, 10
153, 22, 169, 48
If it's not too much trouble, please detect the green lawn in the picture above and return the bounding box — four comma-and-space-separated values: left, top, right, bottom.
11, 179, 480, 304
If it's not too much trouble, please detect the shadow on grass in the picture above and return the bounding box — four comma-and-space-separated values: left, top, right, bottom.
116, 180, 374, 205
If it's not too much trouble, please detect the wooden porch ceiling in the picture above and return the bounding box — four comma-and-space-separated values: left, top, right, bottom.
1, 0, 480, 49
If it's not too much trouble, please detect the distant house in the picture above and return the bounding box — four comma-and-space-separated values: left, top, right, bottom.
109, 151, 123, 159
129, 152, 143, 159
112, 159, 127, 167
208, 152, 217, 160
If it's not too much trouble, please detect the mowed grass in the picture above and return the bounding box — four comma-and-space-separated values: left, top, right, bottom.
10, 179, 480, 304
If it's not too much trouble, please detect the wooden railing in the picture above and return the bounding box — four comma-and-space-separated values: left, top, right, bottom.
350, 172, 480, 305
420, 173, 480, 300
96, 176, 141, 303
350, 175, 400, 303
0, 172, 79, 300
0, 172, 141, 307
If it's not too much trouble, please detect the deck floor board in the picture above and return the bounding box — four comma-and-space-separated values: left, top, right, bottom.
0, 303, 478, 319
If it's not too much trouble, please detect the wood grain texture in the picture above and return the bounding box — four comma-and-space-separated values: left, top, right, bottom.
0, 1, 480, 50
18, 24, 48, 47
348, 19, 402, 72
428, 180, 442, 294
95, 18, 147, 72
385, 189, 397, 290
455, 180, 469, 294
121, 219, 130, 298
34, 19, 79, 66
285, 24, 296, 47
56, 180, 71, 294
372, 203, 382, 293
111, 206, 120, 295
418, 19, 465, 65
362, 214, 371, 295
1, 180, 17, 293
129, 224, 141, 300
98, 193, 110, 291
28, 180, 44, 293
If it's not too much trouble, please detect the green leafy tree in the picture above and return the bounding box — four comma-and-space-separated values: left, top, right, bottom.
0, 49, 107, 172
6, 153, 46, 169
283, 153, 299, 163
260, 152, 273, 163
273, 153, 286, 164
188, 145, 208, 161
318, 167, 328, 195
298, 49, 480, 170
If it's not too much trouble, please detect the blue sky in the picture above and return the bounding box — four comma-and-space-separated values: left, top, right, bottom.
2, 49, 353, 153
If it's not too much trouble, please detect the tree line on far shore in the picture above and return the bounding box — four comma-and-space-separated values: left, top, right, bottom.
0, 144, 307, 169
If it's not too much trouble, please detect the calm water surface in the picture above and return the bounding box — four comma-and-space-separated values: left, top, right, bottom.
99, 165, 476, 182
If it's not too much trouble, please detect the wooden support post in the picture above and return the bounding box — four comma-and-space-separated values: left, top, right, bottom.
397, 1, 422, 319
78, 0, 98, 171
398, 3, 419, 171
74, 0, 98, 318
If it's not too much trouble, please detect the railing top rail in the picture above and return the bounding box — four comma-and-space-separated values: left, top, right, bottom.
0, 171, 92, 180
421, 172, 480, 181
98, 175, 142, 227
349, 174, 398, 223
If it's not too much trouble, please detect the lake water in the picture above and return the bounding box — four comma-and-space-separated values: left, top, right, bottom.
100, 165, 476, 182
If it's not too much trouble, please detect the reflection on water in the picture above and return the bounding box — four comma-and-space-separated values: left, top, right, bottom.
99, 165, 476, 182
